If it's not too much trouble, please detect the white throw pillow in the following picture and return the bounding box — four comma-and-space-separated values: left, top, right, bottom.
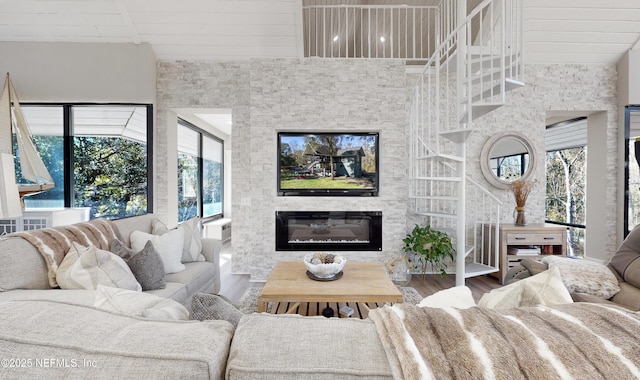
130, 229, 186, 274
418, 286, 477, 309
56, 242, 141, 291
152, 217, 205, 263
542, 256, 620, 299
94, 285, 188, 320
478, 266, 573, 309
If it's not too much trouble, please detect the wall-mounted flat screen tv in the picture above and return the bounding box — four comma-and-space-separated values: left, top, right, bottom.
278, 132, 379, 196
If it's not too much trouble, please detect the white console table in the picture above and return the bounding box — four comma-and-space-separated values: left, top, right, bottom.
0, 208, 91, 235
204, 218, 232, 242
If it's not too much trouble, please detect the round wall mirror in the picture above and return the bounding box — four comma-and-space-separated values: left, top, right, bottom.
480, 131, 537, 189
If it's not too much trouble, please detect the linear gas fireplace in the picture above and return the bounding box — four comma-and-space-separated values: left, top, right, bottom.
275, 211, 382, 251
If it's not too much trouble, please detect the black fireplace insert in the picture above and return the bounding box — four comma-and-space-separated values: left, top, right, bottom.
275, 211, 382, 251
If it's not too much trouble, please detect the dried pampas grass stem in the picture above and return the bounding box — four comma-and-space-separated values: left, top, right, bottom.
510, 179, 535, 207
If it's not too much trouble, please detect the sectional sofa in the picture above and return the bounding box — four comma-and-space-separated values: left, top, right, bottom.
1, 214, 639, 379
505, 223, 640, 311
0, 213, 221, 307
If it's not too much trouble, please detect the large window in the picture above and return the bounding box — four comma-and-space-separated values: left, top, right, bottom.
545, 118, 587, 256
19, 104, 152, 219
19, 106, 65, 208
625, 106, 640, 235
178, 119, 223, 223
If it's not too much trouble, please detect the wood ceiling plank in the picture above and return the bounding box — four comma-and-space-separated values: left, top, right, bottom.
142, 35, 298, 47
124, 0, 297, 14
526, 8, 640, 21
526, 20, 640, 33
136, 23, 296, 37
525, 51, 624, 65
527, 30, 640, 44
526, 42, 631, 54
527, 0, 640, 8
129, 12, 297, 25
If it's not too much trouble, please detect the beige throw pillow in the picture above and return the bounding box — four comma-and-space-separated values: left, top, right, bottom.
542, 256, 620, 299
130, 229, 185, 274
478, 266, 573, 309
56, 242, 141, 291
94, 285, 188, 320
418, 286, 477, 309
152, 217, 205, 263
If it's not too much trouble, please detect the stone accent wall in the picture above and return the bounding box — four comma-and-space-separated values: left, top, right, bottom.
249, 58, 407, 280
465, 64, 618, 258
156, 61, 252, 273
157, 58, 407, 280
157, 60, 618, 277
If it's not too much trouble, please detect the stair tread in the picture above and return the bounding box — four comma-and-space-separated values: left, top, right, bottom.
413, 211, 457, 219
412, 176, 462, 181
439, 129, 473, 144
432, 263, 500, 276
459, 103, 503, 123
416, 154, 463, 163
464, 262, 499, 278
466, 52, 521, 65
409, 195, 459, 201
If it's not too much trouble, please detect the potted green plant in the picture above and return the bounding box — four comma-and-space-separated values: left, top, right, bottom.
403, 224, 454, 281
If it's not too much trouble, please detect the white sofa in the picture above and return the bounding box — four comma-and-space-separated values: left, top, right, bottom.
0, 213, 222, 307
0, 299, 234, 379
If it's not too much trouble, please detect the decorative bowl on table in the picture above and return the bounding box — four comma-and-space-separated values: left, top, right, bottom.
303, 253, 346, 279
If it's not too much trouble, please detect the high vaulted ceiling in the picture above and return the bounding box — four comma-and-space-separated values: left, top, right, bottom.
0, 0, 638, 65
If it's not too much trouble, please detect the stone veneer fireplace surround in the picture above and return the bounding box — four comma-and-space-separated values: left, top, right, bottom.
156, 59, 408, 281
275, 211, 382, 251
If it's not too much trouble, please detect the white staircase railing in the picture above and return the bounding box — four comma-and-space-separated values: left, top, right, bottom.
461, 0, 524, 124
409, 0, 523, 285
302, 4, 445, 64
465, 177, 502, 276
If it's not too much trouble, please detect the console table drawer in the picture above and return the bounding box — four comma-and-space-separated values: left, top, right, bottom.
505, 233, 564, 245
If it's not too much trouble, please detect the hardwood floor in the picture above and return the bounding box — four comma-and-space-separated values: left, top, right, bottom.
218, 243, 503, 304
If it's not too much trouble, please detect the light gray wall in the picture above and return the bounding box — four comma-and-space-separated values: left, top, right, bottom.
0, 42, 156, 103
617, 50, 640, 106
585, 112, 609, 259
157, 58, 407, 280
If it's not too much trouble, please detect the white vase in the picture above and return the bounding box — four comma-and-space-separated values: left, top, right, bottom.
388, 256, 412, 286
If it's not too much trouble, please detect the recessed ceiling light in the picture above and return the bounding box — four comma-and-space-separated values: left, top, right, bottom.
380, 36, 386, 43
332, 35, 339, 42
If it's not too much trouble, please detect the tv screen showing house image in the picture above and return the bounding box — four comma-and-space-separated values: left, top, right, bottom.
277, 132, 379, 196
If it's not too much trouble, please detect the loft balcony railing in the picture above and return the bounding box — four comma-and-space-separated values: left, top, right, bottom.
302, 4, 456, 63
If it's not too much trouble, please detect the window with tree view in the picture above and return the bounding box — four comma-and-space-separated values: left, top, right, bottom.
177, 119, 223, 223
19, 106, 64, 208
626, 106, 640, 235
19, 104, 151, 219
545, 119, 586, 257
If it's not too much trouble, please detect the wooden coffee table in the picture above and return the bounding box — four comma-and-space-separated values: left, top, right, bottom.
257, 261, 403, 318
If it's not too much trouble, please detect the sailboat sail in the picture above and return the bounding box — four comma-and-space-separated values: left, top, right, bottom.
0, 76, 11, 154
1, 73, 54, 195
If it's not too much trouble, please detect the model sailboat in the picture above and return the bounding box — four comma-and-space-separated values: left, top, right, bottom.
0, 73, 54, 212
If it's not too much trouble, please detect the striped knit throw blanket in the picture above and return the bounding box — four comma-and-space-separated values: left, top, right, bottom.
15, 219, 122, 287
369, 302, 640, 380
